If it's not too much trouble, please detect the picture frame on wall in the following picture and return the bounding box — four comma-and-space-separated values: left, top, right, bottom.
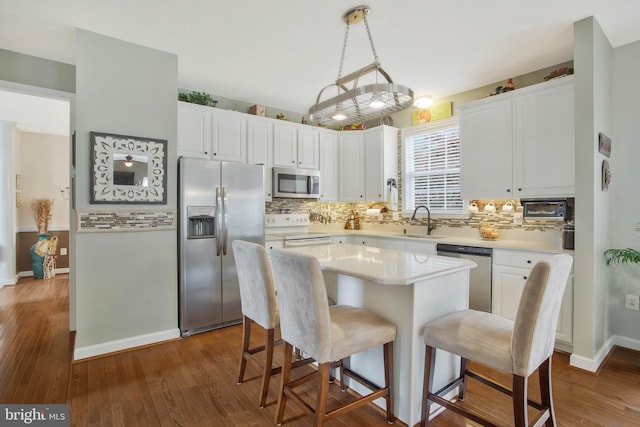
89, 131, 167, 204
598, 132, 611, 157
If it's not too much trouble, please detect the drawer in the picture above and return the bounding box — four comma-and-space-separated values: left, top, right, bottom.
493, 249, 573, 271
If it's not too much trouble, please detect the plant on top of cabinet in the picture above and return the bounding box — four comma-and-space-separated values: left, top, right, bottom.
179, 91, 218, 107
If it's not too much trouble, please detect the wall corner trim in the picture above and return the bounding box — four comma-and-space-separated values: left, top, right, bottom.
73, 328, 180, 361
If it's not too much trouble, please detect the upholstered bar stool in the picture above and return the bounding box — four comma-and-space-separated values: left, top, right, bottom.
232, 239, 282, 408
420, 254, 573, 427
269, 249, 397, 427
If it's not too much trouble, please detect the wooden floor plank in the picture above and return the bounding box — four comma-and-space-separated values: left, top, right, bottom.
2, 274, 640, 426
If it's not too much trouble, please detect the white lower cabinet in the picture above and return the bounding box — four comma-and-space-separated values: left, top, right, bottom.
266, 240, 284, 250
492, 249, 573, 345
403, 241, 436, 255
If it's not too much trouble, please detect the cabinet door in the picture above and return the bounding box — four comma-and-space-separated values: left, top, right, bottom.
247, 117, 273, 201
364, 126, 398, 201
339, 133, 365, 201
555, 275, 573, 344
459, 98, 513, 199
403, 241, 437, 255
177, 101, 211, 158
273, 123, 298, 167
211, 109, 247, 162
298, 128, 320, 169
513, 78, 575, 197
319, 130, 339, 201
492, 264, 528, 320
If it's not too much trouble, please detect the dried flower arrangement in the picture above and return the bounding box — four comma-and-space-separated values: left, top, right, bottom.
30, 198, 54, 234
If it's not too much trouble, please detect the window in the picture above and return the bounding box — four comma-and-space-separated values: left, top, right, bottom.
403, 116, 464, 215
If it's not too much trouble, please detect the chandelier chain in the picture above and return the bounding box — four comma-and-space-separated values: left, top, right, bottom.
337, 22, 350, 81
363, 15, 379, 64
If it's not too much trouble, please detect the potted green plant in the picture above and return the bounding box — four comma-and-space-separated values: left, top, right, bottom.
605, 224, 640, 265
178, 90, 218, 107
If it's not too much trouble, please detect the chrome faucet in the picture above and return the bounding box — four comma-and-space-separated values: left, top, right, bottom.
410, 205, 436, 235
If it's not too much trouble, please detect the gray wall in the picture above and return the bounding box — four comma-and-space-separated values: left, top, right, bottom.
610, 40, 640, 341
572, 17, 614, 363
74, 30, 178, 352
0, 48, 75, 93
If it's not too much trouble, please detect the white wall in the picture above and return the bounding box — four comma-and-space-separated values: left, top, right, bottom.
16, 131, 69, 230
73, 30, 178, 358
610, 40, 640, 342
571, 16, 615, 369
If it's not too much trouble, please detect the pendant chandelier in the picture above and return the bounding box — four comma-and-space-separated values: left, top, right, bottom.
309, 5, 414, 127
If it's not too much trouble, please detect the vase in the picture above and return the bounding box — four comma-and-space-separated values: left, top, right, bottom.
30, 233, 49, 279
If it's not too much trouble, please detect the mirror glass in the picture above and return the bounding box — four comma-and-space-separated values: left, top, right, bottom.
112, 153, 149, 187
90, 132, 167, 204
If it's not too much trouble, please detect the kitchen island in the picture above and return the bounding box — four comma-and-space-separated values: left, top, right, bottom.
283, 243, 476, 426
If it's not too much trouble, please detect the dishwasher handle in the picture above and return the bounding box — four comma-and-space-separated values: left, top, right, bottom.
436, 243, 492, 257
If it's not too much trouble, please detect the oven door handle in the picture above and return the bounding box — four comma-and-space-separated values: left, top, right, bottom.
284, 237, 332, 247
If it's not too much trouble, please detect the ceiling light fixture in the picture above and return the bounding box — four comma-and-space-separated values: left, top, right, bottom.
414, 96, 434, 109
309, 5, 414, 127
124, 155, 134, 167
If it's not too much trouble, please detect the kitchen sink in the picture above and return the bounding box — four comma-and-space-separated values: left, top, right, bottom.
395, 234, 447, 240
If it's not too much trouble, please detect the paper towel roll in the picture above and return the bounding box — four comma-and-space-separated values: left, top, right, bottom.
365, 208, 383, 216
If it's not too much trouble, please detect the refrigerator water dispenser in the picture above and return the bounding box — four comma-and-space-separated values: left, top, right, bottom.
187, 206, 215, 238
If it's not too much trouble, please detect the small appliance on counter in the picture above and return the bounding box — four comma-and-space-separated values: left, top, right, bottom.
562, 221, 575, 250
521, 198, 573, 220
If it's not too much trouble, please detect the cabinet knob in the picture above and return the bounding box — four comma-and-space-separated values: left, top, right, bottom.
527, 260, 532, 264
213, 152, 217, 156
506, 189, 511, 192
204, 151, 208, 155
292, 160, 295, 163
518, 188, 522, 191
523, 276, 528, 280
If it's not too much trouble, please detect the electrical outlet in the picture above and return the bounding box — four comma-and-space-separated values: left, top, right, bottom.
624, 294, 640, 311
60, 248, 67, 256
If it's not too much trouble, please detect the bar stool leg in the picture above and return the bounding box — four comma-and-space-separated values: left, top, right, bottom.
458, 357, 469, 400
513, 375, 528, 427
314, 363, 331, 427
237, 316, 251, 384
383, 341, 395, 424
420, 345, 436, 427
259, 328, 275, 408
539, 357, 556, 426
275, 342, 293, 426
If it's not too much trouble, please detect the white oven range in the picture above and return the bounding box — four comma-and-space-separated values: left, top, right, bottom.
265, 213, 332, 247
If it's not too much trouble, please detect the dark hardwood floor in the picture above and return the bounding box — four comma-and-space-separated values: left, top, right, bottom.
1, 274, 639, 426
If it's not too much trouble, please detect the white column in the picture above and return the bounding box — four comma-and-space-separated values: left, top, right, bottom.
0, 121, 17, 286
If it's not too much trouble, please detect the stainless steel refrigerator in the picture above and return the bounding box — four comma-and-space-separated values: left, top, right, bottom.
178, 157, 264, 336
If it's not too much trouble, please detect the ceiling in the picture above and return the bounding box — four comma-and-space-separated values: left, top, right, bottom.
1, 0, 640, 130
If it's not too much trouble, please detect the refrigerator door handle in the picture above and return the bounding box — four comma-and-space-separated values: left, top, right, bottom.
222, 186, 228, 255
216, 186, 222, 256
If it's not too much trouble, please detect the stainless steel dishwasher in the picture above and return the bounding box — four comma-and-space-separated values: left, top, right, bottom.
436, 243, 493, 312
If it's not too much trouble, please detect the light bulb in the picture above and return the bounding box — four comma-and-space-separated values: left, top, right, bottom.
369, 93, 385, 109
124, 155, 134, 167
414, 96, 433, 109
332, 112, 347, 121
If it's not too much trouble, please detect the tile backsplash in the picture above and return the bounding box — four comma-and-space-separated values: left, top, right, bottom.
265, 199, 564, 232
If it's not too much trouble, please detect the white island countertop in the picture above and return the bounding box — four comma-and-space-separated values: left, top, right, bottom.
284, 243, 476, 285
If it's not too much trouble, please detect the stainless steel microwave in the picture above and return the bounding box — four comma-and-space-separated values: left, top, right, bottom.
272, 167, 320, 199
521, 198, 569, 220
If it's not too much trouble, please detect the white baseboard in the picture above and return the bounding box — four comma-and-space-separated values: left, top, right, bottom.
0, 276, 18, 287
73, 328, 181, 361
17, 267, 69, 278
569, 334, 640, 372
612, 334, 640, 352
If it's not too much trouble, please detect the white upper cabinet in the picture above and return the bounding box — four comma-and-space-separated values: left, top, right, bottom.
247, 115, 273, 201
273, 122, 320, 169
177, 101, 211, 159
338, 126, 398, 202
211, 108, 247, 162
364, 126, 398, 201
339, 132, 366, 201
318, 130, 339, 201
297, 127, 320, 169
459, 76, 575, 199
273, 122, 298, 167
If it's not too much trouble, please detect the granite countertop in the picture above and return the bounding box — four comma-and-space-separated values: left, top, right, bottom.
305, 225, 572, 254
282, 244, 476, 285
